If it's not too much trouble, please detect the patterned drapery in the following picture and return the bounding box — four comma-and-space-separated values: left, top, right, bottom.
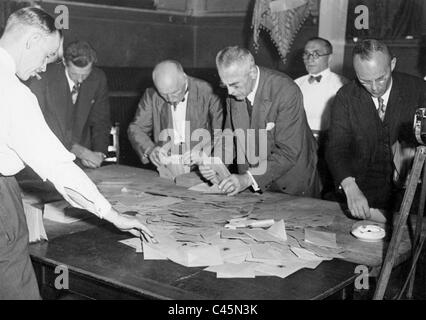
252, 0, 317, 63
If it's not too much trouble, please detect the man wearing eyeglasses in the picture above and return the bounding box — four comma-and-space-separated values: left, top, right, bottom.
326, 39, 426, 221
128, 60, 223, 170
295, 37, 347, 136
26, 40, 111, 169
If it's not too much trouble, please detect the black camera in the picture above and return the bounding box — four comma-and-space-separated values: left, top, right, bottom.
414, 108, 426, 145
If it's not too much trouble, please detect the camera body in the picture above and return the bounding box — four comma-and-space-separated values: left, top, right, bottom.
414, 108, 426, 145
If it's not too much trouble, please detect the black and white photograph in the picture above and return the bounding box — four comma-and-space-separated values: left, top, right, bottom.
1, 0, 426, 305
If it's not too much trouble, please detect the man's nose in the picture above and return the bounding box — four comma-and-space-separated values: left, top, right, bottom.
371, 81, 378, 92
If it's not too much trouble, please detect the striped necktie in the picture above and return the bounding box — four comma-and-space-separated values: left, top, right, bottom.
71, 83, 80, 104
377, 97, 386, 121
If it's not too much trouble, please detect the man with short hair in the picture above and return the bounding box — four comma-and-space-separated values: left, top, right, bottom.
27, 40, 111, 169
0, 7, 152, 299
295, 37, 348, 135
128, 60, 223, 168
326, 39, 426, 220
198, 46, 320, 197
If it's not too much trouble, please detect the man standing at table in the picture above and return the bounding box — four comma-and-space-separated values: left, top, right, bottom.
198, 46, 320, 197
128, 60, 223, 168
0, 7, 153, 299
326, 39, 426, 220
27, 40, 111, 169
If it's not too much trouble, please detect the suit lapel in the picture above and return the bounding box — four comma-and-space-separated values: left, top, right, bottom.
251, 68, 271, 130
49, 66, 74, 142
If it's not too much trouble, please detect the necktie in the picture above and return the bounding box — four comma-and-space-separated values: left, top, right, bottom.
308, 75, 322, 84
377, 97, 386, 121
71, 83, 80, 104
246, 98, 253, 121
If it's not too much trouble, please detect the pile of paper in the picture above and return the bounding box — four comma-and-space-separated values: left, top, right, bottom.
22, 196, 47, 242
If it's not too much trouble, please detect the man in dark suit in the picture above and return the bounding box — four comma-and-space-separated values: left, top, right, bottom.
198, 46, 320, 197
326, 39, 426, 220
128, 60, 223, 167
27, 40, 111, 169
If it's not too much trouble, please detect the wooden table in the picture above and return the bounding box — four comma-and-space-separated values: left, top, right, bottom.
24, 165, 421, 300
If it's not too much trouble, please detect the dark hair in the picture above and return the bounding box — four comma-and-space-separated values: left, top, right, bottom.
64, 40, 97, 67
353, 39, 393, 61
5, 6, 59, 36
307, 37, 333, 54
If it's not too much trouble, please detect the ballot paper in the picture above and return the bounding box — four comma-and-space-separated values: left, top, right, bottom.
43, 200, 87, 224
188, 183, 224, 194
304, 228, 339, 249
22, 199, 47, 243
205, 262, 257, 278
267, 220, 287, 241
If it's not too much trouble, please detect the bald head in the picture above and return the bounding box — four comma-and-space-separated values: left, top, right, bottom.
152, 60, 188, 104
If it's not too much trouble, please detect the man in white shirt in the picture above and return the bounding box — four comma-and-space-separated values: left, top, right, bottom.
0, 7, 153, 299
295, 37, 348, 136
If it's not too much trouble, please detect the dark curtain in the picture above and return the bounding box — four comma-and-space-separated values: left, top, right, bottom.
346, 0, 423, 39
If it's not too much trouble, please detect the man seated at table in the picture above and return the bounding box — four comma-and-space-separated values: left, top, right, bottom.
128, 60, 223, 174
196, 46, 320, 197
326, 39, 426, 221
27, 40, 111, 169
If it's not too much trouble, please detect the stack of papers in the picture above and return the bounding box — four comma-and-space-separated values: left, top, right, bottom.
22, 197, 47, 242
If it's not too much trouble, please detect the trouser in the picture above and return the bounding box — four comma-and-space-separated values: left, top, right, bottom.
0, 175, 40, 300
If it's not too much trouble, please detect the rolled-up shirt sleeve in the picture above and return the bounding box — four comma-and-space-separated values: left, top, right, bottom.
7, 88, 111, 218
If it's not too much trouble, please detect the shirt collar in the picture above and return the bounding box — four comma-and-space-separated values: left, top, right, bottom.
247, 66, 260, 105
0, 46, 17, 75
64, 67, 77, 91
373, 77, 393, 106
309, 67, 330, 78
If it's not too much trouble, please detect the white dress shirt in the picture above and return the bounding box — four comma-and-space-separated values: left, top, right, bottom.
295, 68, 347, 132
246, 66, 261, 191
0, 47, 111, 218
170, 89, 189, 145
371, 78, 392, 112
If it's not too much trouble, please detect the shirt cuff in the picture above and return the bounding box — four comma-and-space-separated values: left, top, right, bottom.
246, 170, 261, 192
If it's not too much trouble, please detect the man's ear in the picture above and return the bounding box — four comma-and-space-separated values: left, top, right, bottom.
26, 32, 43, 50
249, 65, 257, 79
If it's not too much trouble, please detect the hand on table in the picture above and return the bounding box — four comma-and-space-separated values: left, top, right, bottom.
104, 208, 156, 243
341, 177, 371, 220
149, 146, 167, 167
218, 173, 252, 196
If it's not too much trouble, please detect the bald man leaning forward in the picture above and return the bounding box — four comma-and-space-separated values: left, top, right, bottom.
128, 60, 223, 167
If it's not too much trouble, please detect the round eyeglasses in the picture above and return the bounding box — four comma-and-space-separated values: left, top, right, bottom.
303, 51, 331, 60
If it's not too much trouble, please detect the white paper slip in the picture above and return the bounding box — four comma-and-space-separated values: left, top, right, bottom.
43, 200, 87, 224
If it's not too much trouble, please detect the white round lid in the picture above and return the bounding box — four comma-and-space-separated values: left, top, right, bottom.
351, 222, 386, 242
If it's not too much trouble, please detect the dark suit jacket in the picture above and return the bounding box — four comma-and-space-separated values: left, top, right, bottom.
221, 67, 320, 197
27, 63, 111, 154
326, 72, 426, 206
128, 76, 223, 158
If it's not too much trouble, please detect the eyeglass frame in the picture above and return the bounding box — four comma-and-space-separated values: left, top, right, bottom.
302, 50, 332, 60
